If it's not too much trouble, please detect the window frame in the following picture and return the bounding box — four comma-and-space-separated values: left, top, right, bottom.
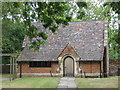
29, 61, 51, 67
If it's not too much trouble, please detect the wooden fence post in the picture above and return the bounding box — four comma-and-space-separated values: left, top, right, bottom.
15, 57, 17, 79
10, 57, 12, 81
12, 57, 14, 80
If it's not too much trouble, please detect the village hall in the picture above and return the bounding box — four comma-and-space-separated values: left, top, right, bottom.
17, 20, 109, 78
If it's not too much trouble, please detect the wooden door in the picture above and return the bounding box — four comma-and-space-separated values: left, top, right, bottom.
64, 57, 74, 77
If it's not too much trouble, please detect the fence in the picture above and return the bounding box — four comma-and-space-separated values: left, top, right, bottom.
2, 64, 12, 74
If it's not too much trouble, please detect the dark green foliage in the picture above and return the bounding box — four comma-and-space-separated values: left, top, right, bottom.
2, 19, 26, 64
38, 32, 48, 40
77, 2, 87, 8
2, 56, 10, 64
2, 19, 26, 53
77, 11, 85, 19
110, 2, 120, 14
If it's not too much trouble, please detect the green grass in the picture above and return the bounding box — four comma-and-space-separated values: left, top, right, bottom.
76, 76, 119, 88
2, 77, 60, 88
1, 74, 12, 79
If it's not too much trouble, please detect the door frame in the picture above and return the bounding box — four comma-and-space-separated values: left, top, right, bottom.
63, 56, 74, 77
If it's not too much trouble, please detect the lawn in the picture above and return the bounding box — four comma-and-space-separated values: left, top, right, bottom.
2, 77, 60, 88
1, 74, 12, 79
76, 76, 119, 88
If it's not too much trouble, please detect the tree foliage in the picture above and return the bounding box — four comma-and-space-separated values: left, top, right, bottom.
104, 2, 120, 14
2, 19, 26, 64
81, 2, 107, 21
2, 19, 26, 53
104, 2, 120, 59
2, 2, 87, 51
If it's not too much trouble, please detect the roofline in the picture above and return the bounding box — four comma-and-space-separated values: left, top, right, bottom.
69, 20, 107, 23
77, 60, 103, 61
17, 60, 102, 62
33, 20, 107, 25
17, 60, 58, 62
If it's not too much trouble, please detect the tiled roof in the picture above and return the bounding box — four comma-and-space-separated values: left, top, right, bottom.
17, 20, 107, 61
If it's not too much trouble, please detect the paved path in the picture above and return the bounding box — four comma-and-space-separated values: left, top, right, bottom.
0, 78, 10, 81
57, 77, 77, 89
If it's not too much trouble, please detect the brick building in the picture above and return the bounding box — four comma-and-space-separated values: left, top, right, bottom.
17, 20, 109, 77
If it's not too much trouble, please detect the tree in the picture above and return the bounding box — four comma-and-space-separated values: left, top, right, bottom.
2, 19, 26, 64
81, 2, 107, 21
2, 2, 87, 51
2, 19, 26, 53
104, 2, 120, 59
70, 2, 111, 21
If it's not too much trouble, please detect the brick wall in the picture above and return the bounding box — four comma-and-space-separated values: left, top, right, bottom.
80, 61, 100, 74
17, 61, 102, 77
109, 59, 120, 76
18, 62, 60, 74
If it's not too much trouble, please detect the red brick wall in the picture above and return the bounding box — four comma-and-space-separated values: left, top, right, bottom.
18, 62, 60, 73
18, 61, 101, 77
109, 59, 120, 76
80, 61, 100, 73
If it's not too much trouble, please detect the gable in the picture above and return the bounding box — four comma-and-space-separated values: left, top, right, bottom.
58, 43, 79, 59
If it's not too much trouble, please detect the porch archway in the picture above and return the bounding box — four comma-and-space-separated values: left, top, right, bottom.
63, 56, 74, 77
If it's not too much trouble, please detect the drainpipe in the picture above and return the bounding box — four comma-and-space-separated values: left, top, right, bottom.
20, 62, 22, 78
100, 61, 102, 78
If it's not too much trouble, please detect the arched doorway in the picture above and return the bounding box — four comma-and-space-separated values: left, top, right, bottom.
63, 56, 74, 77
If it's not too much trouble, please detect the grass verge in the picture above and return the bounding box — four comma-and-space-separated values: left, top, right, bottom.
1, 74, 12, 79
2, 77, 60, 88
76, 76, 119, 88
